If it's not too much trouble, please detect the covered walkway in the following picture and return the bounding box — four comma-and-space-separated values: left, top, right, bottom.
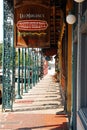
0, 69, 69, 130
1, 0, 87, 129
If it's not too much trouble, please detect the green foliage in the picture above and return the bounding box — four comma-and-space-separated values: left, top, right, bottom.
0, 45, 34, 68
15, 49, 33, 66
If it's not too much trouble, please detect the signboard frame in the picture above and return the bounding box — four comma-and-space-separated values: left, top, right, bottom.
14, 2, 50, 48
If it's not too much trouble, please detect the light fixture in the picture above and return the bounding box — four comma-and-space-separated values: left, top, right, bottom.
66, 14, 76, 24
74, 0, 85, 3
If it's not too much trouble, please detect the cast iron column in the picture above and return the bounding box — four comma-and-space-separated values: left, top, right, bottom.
40, 51, 44, 79
28, 49, 30, 90
24, 48, 28, 93
2, 0, 14, 111
15, 48, 22, 99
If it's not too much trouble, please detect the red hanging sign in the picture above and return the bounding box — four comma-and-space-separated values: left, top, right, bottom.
17, 20, 48, 31
14, 1, 50, 48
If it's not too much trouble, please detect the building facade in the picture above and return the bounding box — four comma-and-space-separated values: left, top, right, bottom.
72, 1, 87, 130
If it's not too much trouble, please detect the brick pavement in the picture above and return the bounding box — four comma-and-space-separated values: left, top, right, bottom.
0, 113, 68, 130
0, 72, 69, 130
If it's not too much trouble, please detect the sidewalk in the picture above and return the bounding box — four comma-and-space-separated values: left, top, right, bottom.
0, 71, 69, 130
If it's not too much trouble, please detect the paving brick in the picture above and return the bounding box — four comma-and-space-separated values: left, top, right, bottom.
0, 72, 69, 130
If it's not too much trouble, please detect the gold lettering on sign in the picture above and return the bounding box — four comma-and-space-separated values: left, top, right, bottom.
20, 13, 45, 19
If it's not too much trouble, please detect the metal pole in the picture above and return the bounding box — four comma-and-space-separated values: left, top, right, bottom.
2, 0, 14, 111
30, 49, 32, 89
40, 51, 44, 79
28, 48, 30, 90
23, 48, 28, 93
36, 50, 38, 83
34, 53, 37, 84
21, 48, 24, 95
32, 51, 35, 86
75, 3, 81, 130
31, 50, 33, 87
77, 3, 81, 112
37, 50, 39, 82
71, 34, 77, 130
15, 48, 22, 99
11, 23, 15, 106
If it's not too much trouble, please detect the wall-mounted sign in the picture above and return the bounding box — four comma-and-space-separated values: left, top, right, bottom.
14, 1, 50, 48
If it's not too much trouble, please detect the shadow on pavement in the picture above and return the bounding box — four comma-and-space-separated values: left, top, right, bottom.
16, 122, 68, 130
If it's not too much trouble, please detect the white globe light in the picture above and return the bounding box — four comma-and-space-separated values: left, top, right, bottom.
74, 0, 85, 3
66, 14, 76, 24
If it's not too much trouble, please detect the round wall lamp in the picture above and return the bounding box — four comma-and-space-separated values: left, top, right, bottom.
74, 0, 85, 3
66, 14, 76, 24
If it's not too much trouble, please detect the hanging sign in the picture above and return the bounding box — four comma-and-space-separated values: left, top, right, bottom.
14, 1, 50, 48
17, 20, 48, 31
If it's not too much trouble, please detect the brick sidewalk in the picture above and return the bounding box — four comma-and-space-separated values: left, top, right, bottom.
0, 113, 68, 130
0, 73, 69, 130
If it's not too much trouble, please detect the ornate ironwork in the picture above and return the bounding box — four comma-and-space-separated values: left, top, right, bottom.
2, 1, 45, 112
2, 0, 14, 111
